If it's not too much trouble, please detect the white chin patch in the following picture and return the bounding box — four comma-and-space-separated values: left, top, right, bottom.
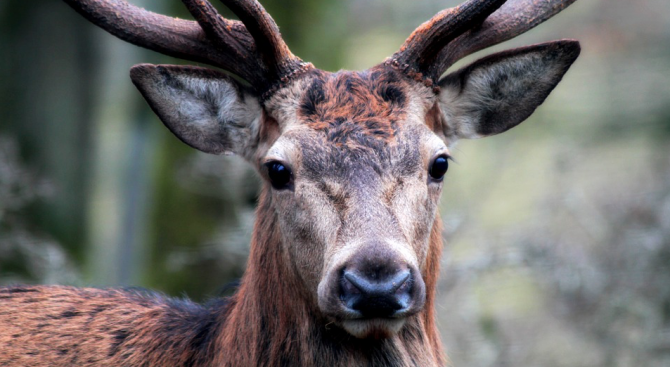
341, 318, 406, 339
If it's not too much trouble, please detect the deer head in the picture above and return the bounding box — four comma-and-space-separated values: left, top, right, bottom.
65, 0, 580, 340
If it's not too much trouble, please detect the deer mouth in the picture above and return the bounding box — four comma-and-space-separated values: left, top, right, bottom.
323, 297, 422, 339
340, 318, 407, 339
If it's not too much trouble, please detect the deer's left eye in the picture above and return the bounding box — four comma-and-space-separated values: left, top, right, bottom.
265, 161, 293, 190
429, 155, 449, 181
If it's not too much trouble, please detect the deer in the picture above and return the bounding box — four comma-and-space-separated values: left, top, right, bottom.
0, 0, 580, 366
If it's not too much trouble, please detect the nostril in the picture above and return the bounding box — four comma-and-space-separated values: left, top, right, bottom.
343, 270, 410, 295
390, 271, 411, 293
395, 274, 412, 295
340, 275, 361, 297
342, 272, 366, 295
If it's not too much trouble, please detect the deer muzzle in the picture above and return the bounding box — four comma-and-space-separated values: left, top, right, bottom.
317, 240, 426, 338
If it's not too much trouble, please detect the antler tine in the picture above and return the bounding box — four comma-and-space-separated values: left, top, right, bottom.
389, 0, 508, 83
219, 0, 308, 83
180, 0, 254, 63
436, 0, 579, 73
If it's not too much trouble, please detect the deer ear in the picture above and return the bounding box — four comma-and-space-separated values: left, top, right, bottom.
130, 64, 262, 158
437, 40, 580, 142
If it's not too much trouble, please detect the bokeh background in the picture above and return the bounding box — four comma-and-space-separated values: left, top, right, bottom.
1, 0, 670, 365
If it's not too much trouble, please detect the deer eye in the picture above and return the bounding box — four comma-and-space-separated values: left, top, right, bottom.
429, 155, 449, 181
265, 161, 293, 190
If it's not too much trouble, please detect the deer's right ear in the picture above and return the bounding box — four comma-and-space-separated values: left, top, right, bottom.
130, 64, 262, 158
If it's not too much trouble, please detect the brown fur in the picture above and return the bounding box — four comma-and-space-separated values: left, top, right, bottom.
423, 216, 447, 366
0, 286, 227, 366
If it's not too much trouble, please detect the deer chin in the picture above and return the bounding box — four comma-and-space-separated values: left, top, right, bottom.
340, 318, 407, 339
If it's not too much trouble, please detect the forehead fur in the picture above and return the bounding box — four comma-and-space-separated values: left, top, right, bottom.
297, 67, 408, 147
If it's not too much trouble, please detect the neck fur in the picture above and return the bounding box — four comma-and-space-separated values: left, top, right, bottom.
213, 188, 446, 367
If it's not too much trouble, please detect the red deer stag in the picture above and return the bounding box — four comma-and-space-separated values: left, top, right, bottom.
0, 0, 580, 366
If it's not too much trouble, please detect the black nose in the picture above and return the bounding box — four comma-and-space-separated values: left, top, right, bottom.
340, 267, 413, 318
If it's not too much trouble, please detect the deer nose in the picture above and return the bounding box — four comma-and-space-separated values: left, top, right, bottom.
339, 267, 413, 318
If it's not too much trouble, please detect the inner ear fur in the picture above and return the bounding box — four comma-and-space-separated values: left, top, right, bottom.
130, 64, 262, 158
437, 40, 580, 141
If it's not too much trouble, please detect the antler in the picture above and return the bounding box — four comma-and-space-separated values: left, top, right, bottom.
219, 0, 301, 83
63, 0, 311, 96
436, 0, 579, 73
387, 0, 579, 87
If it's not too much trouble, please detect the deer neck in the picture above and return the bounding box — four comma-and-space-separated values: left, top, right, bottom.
213, 188, 446, 367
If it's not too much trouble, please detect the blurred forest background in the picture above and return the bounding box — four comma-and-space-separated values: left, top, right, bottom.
1, 0, 670, 366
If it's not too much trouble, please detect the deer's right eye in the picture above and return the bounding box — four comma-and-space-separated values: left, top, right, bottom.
266, 161, 293, 190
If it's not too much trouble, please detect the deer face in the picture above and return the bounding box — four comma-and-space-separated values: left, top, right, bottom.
261, 68, 443, 338
129, 39, 578, 339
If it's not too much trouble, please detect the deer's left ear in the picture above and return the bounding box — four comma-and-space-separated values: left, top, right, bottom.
130, 64, 262, 160
436, 40, 580, 142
